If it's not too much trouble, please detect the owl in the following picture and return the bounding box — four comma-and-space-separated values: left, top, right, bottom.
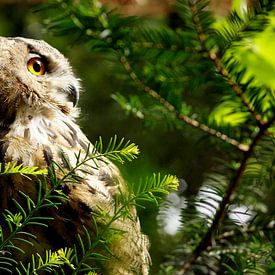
0, 36, 150, 274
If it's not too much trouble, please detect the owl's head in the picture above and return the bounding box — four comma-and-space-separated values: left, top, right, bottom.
0, 36, 81, 123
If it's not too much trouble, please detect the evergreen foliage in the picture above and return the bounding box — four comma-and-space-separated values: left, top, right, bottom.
0, 137, 178, 274
1, 0, 275, 273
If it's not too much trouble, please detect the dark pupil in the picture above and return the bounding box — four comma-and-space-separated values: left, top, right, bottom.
33, 62, 41, 72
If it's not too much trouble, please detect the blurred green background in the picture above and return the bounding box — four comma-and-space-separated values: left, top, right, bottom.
0, 1, 219, 271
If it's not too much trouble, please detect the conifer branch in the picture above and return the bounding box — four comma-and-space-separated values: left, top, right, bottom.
120, 55, 249, 152
177, 115, 275, 274
188, 0, 265, 127
41, 0, 249, 152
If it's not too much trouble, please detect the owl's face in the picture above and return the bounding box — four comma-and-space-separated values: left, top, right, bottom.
0, 36, 80, 122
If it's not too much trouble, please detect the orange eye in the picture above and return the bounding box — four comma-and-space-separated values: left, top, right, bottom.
27, 57, 46, 76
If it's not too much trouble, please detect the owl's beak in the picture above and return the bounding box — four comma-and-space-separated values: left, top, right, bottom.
67, 85, 79, 107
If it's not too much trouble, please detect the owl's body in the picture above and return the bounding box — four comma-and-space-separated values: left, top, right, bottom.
0, 37, 149, 274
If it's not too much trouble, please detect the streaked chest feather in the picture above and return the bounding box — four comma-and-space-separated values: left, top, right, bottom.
3, 110, 87, 162
10, 115, 57, 145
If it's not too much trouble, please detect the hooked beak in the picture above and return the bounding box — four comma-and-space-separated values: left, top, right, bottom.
67, 85, 79, 107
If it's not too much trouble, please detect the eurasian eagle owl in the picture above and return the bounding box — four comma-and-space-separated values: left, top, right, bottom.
0, 36, 150, 274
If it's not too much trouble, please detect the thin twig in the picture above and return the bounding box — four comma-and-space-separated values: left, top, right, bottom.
131, 41, 197, 54
215, 221, 275, 242
188, 0, 265, 127
120, 55, 248, 152
177, 116, 275, 274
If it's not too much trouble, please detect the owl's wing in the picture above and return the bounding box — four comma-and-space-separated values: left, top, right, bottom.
64, 159, 151, 275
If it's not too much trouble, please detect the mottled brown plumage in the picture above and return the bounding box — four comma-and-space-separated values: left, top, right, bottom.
0, 36, 150, 274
